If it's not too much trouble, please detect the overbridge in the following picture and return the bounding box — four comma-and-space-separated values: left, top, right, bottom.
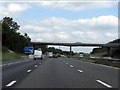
31, 42, 120, 57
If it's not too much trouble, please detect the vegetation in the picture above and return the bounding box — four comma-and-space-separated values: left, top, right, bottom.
47, 47, 75, 56
91, 38, 120, 58
1, 17, 33, 61
34, 45, 48, 54
2, 51, 21, 61
2, 17, 31, 53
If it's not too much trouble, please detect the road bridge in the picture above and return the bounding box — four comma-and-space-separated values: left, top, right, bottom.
31, 42, 120, 57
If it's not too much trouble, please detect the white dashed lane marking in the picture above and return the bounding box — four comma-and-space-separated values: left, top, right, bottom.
27, 70, 31, 73
6, 80, 17, 87
70, 65, 74, 68
96, 80, 112, 88
66, 63, 68, 64
78, 70, 83, 73
35, 65, 38, 68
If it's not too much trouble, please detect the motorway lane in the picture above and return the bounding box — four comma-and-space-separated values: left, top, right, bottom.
2, 57, 119, 88
12, 57, 118, 88
2, 58, 45, 88
61, 58, 119, 88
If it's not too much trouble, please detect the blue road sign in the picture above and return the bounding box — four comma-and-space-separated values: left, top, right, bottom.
24, 47, 34, 54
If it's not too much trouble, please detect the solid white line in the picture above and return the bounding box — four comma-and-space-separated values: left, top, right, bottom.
6, 81, 16, 87
27, 70, 31, 73
70, 65, 73, 68
35, 65, 38, 67
0, 64, 7, 66
18, 61, 22, 62
78, 70, 83, 73
7, 63, 14, 65
14, 62, 18, 63
2, 60, 31, 67
96, 80, 112, 88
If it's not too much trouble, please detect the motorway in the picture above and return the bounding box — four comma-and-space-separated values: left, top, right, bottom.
1, 57, 119, 88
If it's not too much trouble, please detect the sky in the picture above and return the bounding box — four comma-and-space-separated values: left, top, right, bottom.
0, 0, 119, 53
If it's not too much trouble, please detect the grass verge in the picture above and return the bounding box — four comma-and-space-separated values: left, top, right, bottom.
2, 52, 22, 61
81, 58, 120, 68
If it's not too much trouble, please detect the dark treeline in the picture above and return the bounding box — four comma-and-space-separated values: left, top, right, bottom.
48, 47, 62, 54
2, 17, 31, 53
91, 38, 120, 58
48, 47, 75, 56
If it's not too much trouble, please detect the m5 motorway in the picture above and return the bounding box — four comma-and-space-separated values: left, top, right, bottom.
1, 57, 119, 88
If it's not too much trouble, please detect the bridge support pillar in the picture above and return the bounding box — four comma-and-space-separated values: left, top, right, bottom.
107, 47, 112, 57
70, 46, 72, 57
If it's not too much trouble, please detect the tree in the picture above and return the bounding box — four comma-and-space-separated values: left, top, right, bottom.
2, 17, 31, 53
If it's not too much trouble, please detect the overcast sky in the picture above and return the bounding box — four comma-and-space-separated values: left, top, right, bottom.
0, 0, 119, 53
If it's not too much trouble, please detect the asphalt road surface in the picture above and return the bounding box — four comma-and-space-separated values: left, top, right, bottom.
1, 57, 119, 88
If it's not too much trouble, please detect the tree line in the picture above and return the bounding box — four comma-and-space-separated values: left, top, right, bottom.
1, 17, 31, 53
1, 17, 75, 56
90, 38, 120, 58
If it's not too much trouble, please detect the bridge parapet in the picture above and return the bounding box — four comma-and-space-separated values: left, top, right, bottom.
31, 42, 120, 47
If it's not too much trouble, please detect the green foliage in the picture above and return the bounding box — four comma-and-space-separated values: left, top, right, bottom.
91, 39, 120, 58
48, 47, 62, 54
34, 45, 48, 54
2, 17, 31, 53
62, 50, 74, 56
2, 46, 9, 53
2, 52, 21, 61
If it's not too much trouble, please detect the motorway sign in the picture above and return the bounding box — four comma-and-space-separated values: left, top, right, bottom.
24, 47, 34, 54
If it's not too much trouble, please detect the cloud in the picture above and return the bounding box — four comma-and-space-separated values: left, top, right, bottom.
0, 3, 30, 18
20, 15, 118, 44
38, 1, 118, 11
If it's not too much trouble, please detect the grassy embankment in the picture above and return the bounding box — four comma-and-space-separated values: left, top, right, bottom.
2, 46, 22, 61
79, 58, 120, 68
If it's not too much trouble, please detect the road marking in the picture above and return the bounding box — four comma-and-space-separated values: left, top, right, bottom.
1, 60, 31, 67
6, 81, 16, 87
18, 61, 22, 62
0, 64, 7, 66
78, 70, 83, 73
35, 65, 38, 68
66, 63, 68, 64
14, 62, 18, 63
39, 63, 41, 64
96, 80, 112, 88
27, 70, 31, 73
8, 63, 14, 65
70, 65, 74, 68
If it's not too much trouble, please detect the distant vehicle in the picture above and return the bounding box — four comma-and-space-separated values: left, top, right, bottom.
61, 55, 66, 58
48, 52, 53, 58
29, 54, 34, 58
90, 56, 94, 58
34, 50, 43, 60
79, 54, 83, 58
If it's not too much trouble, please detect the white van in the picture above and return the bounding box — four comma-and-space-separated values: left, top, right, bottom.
48, 52, 53, 58
34, 50, 43, 60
